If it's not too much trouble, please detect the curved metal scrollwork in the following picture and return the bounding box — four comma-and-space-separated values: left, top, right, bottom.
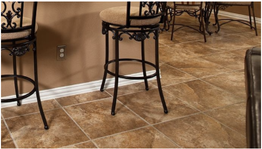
1, 43, 32, 56
1, 2, 22, 29
141, 2, 162, 16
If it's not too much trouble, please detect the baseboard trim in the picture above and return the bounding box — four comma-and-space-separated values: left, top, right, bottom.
1, 70, 157, 108
219, 10, 261, 24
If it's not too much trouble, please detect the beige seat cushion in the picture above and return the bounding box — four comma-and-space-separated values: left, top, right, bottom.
99, 6, 161, 26
1, 17, 38, 40
167, 2, 202, 10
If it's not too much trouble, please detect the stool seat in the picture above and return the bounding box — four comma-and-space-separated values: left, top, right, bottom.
99, 6, 161, 26
1, 17, 38, 40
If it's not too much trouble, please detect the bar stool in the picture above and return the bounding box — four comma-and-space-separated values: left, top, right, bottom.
213, 2, 258, 36
1, 2, 48, 129
99, 2, 168, 115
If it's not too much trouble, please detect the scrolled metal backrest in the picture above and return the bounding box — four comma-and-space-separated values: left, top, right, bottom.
126, 2, 164, 26
1, 2, 37, 38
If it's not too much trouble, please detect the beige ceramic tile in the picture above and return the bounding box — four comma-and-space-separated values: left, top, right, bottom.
163, 80, 243, 111
56, 91, 111, 106
106, 82, 156, 96
94, 126, 178, 148
155, 113, 246, 148
64, 98, 147, 139
201, 51, 244, 70
150, 63, 196, 86
1, 99, 60, 118
205, 102, 246, 136
167, 57, 230, 78
203, 71, 246, 98
63, 141, 97, 148
5, 109, 89, 148
1, 120, 16, 148
118, 88, 198, 124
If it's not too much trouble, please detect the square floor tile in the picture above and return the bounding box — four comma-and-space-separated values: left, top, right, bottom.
202, 71, 246, 98
205, 102, 246, 136
94, 126, 178, 148
118, 88, 198, 124
5, 109, 89, 148
150, 63, 196, 87
163, 80, 242, 111
56, 91, 111, 106
1, 120, 16, 148
201, 51, 244, 70
64, 98, 147, 139
1, 99, 60, 118
154, 113, 246, 148
167, 57, 230, 78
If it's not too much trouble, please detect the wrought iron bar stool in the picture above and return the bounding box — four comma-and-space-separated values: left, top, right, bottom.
213, 2, 258, 36
1, 2, 48, 129
99, 2, 168, 115
167, 2, 206, 42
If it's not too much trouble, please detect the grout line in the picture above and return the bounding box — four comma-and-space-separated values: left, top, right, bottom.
202, 110, 247, 138
3, 107, 62, 120
1, 114, 19, 148
53, 99, 100, 148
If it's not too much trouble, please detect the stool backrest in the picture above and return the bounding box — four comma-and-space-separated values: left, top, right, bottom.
1, 2, 37, 39
126, 2, 164, 27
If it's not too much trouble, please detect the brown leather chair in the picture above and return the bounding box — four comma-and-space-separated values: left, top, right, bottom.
245, 47, 261, 148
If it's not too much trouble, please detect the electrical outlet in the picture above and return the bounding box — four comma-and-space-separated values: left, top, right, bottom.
56, 45, 66, 61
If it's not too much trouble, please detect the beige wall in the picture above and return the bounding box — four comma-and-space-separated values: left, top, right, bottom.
1, 2, 156, 96
224, 2, 261, 18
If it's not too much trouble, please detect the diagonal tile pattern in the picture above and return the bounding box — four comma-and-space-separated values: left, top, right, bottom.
1, 13, 261, 148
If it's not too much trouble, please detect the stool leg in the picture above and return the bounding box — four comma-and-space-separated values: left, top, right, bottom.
155, 30, 168, 114
214, 5, 221, 33
141, 39, 149, 91
248, 5, 252, 29
100, 32, 109, 92
12, 54, 21, 106
111, 30, 119, 115
251, 3, 258, 36
33, 41, 49, 130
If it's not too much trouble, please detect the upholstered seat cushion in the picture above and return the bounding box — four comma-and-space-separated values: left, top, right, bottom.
167, 2, 201, 10
99, 6, 161, 26
1, 17, 38, 40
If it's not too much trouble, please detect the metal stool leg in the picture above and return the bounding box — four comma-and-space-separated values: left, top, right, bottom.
248, 5, 252, 29
171, 2, 176, 41
111, 30, 119, 116
12, 54, 21, 106
100, 32, 109, 92
33, 41, 48, 130
141, 38, 149, 91
251, 3, 258, 36
155, 30, 168, 114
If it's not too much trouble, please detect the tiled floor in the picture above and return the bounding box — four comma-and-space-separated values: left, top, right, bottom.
1, 14, 261, 148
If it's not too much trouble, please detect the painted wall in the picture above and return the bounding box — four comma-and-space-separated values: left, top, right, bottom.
1, 2, 155, 96
224, 2, 261, 18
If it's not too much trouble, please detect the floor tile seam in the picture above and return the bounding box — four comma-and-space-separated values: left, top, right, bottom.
2, 107, 62, 120
92, 125, 151, 142
163, 63, 198, 79
108, 100, 182, 147
151, 125, 182, 148
1, 116, 19, 148
60, 140, 95, 148
162, 88, 202, 112
152, 111, 204, 126
201, 100, 246, 114
201, 111, 247, 138
53, 99, 98, 148
59, 96, 113, 108
197, 77, 246, 100
104, 90, 113, 97
165, 63, 232, 80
